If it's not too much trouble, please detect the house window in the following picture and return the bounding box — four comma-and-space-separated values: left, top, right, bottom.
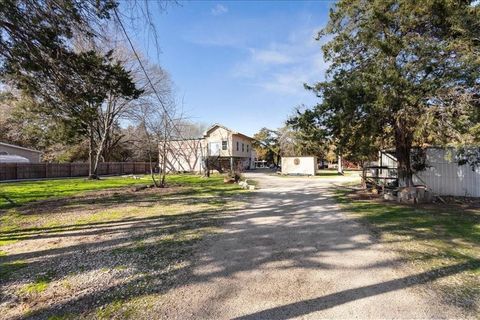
247, 145, 249, 153
236, 141, 239, 151
222, 141, 227, 150
242, 143, 244, 152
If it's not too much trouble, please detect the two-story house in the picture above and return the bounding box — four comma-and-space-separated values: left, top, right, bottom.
163, 124, 255, 174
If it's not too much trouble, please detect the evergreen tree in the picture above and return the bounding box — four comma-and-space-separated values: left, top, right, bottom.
294, 0, 480, 186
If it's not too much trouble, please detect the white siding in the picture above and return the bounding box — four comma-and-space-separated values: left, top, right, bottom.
205, 126, 232, 157
231, 134, 252, 158
380, 149, 480, 197
281, 157, 316, 176
165, 139, 204, 173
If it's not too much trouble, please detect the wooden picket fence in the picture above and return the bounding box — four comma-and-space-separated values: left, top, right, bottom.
0, 162, 153, 181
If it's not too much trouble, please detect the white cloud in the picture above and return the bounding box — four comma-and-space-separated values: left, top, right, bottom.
183, 10, 329, 97
211, 4, 228, 16
259, 71, 306, 95
231, 48, 295, 79
187, 33, 242, 48
231, 28, 329, 95
250, 49, 291, 64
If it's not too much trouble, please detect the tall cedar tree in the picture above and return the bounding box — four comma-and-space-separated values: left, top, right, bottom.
1, 1, 143, 177
294, 0, 480, 186
0, 0, 116, 85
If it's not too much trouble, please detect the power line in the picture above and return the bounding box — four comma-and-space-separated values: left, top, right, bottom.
113, 7, 190, 142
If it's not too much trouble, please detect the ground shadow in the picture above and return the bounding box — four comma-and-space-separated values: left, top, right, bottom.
0, 174, 477, 319
233, 260, 480, 320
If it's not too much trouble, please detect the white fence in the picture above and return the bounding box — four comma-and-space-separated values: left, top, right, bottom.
380, 148, 480, 197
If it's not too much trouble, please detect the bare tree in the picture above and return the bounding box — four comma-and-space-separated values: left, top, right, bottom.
127, 59, 177, 187
112, 7, 202, 185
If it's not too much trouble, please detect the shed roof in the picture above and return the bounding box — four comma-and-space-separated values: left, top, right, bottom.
0, 142, 42, 153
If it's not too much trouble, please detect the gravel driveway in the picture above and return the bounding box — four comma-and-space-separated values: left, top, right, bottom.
157, 172, 463, 319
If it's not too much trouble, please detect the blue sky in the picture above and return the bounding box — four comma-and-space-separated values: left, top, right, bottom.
128, 1, 333, 136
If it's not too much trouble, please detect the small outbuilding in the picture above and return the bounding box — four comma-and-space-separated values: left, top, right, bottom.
281, 156, 317, 176
378, 148, 480, 197
0, 142, 42, 163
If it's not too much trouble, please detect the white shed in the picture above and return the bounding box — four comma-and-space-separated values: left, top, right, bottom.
379, 148, 480, 197
281, 156, 317, 176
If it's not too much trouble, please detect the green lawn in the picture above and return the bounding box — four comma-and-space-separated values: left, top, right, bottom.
335, 187, 480, 312
0, 173, 248, 319
0, 174, 239, 209
316, 169, 360, 177
0, 176, 148, 209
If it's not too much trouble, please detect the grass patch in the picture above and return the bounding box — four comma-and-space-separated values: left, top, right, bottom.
19, 274, 52, 295
335, 186, 480, 311
0, 239, 18, 246
0, 260, 28, 279
317, 170, 360, 177
0, 174, 242, 246
47, 315, 75, 320
316, 169, 352, 176
0, 173, 248, 319
94, 296, 155, 320
0, 174, 245, 210
0, 175, 153, 209
96, 300, 133, 319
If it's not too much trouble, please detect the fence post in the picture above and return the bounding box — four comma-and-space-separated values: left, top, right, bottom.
15, 163, 18, 180
45, 163, 48, 178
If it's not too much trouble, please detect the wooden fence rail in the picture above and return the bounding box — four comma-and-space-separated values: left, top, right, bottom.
0, 162, 154, 181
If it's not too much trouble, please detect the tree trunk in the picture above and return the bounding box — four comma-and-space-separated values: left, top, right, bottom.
143, 129, 159, 187
395, 125, 414, 187
160, 143, 167, 187
159, 116, 168, 188
92, 134, 107, 179
204, 157, 210, 177
147, 145, 159, 187
275, 154, 281, 168
87, 124, 98, 180
337, 153, 344, 175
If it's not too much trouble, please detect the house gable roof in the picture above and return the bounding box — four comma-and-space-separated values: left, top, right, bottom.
203, 123, 254, 141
